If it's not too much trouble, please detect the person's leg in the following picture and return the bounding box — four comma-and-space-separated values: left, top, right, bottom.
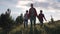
24, 20, 25, 28
40, 21, 43, 27
34, 17, 36, 27
26, 20, 28, 28
30, 17, 33, 27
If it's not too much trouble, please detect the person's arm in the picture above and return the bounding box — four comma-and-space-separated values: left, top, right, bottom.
27, 13, 30, 19
29, 8, 31, 16
37, 14, 40, 20
24, 14, 26, 20
28, 8, 31, 19
43, 14, 47, 21
34, 8, 37, 16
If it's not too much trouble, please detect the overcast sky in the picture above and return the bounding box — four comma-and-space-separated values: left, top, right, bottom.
0, 0, 60, 23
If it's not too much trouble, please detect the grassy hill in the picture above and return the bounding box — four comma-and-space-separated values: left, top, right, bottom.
0, 20, 60, 34
10, 20, 60, 34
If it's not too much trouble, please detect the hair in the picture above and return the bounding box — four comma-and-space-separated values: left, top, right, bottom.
7, 9, 10, 11
40, 10, 43, 12
31, 3, 33, 7
26, 10, 28, 12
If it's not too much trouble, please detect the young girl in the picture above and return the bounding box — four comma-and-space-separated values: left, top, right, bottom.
24, 10, 29, 28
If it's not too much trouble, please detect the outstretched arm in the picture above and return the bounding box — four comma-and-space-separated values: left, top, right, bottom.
44, 16, 47, 21
43, 15, 47, 21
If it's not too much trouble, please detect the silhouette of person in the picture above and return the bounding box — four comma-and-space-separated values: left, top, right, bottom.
51, 15, 54, 23
24, 10, 29, 28
29, 3, 37, 27
6, 8, 11, 15
5, 8, 11, 17
20, 13, 24, 24
37, 10, 47, 27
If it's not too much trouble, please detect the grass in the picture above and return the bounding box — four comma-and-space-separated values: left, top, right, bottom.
0, 20, 60, 34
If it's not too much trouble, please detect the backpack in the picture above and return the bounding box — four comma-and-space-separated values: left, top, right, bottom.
30, 8, 35, 17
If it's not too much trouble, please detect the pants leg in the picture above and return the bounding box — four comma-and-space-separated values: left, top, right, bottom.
24, 20, 28, 28
40, 21, 43, 27
24, 21, 25, 28
26, 20, 28, 28
30, 17, 33, 27
34, 17, 36, 27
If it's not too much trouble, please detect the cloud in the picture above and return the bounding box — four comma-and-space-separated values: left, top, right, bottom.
0, 0, 60, 21
0, 0, 17, 8
30, 2, 49, 8
34, 0, 47, 2
16, 1, 32, 6
16, 0, 33, 11
22, 0, 60, 10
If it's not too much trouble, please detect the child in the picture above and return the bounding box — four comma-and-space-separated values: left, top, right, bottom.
24, 10, 29, 28
37, 10, 47, 27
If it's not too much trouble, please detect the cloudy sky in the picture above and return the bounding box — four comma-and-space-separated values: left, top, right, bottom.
0, 0, 60, 23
